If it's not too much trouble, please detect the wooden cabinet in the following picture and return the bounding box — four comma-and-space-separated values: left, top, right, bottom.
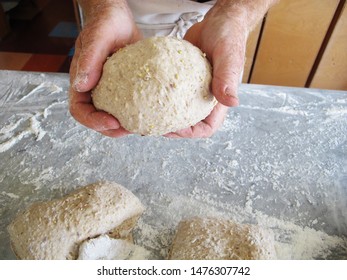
243, 0, 347, 90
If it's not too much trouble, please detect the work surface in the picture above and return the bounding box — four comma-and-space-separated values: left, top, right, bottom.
0, 70, 346, 259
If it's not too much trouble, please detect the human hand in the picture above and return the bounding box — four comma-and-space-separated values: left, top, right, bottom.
165, 103, 229, 138
168, 0, 278, 138
166, 3, 246, 138
69, 0, 142, 137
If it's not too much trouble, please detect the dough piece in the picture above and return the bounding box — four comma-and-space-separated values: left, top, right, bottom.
92, 36, 217, 136
7, 181, 145, 260
168, 217, 276, 260
77, 235, 150, 260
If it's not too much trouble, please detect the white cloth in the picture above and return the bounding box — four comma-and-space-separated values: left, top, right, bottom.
127, 0, 216, 38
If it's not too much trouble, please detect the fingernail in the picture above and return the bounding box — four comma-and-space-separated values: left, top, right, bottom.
73, 73, 88, 92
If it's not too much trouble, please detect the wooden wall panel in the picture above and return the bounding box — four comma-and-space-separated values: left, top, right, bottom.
310, 3, 347, 90
250, 0, 339, 87
242, 23, 262, 83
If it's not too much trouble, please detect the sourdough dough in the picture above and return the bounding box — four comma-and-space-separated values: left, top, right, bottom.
168, 217, 277, 260
7, 181, 145, 260
92, 36, 217, 136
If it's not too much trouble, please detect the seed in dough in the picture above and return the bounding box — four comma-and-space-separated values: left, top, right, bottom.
92, 36, 217, 136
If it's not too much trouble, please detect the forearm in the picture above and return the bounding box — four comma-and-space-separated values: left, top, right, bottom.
77, 0, 130, 22
210, 0, 279, 32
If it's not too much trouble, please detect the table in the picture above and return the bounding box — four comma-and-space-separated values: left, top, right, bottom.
0, 70, 346, 259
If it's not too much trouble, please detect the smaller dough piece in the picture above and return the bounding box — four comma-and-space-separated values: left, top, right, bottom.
168, 217, 276, 260
7, 181, 145, 260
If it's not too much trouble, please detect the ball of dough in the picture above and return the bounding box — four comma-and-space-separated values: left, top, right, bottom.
92, 36, 217, 136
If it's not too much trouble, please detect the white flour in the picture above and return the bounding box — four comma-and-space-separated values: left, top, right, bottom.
78, 235, 151, 260
134, 193, 347, 260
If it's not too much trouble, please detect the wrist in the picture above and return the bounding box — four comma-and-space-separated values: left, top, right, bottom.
211, 0, 279, 33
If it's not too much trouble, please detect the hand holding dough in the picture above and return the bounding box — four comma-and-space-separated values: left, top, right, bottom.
92, 36, 217, 136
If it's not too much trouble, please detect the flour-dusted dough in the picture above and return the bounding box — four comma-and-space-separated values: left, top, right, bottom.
7, 181, 145, 260
92, 36, 217, 136
168, 217, 277, 260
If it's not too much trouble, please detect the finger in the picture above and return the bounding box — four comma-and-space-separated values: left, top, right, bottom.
164, 132, 181, 138
72, 19, 143, 93
203, 102, 229, 130
165, 103, 228, 138
211, 38, 245, 107
172, 123, 212, 138
69, 88, 120, 131
99, 128, 131, 138
72, 24, 115, 92
69, 45, 78, 83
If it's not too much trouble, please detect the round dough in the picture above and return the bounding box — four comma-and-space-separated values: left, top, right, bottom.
92, 36, 217, 136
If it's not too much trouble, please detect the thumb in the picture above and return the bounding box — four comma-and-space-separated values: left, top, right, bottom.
71, 18, 142, 93
72, 26, 117, 93
211, 39, 246, 107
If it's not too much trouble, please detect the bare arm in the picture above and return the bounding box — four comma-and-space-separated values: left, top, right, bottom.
69, 0, 278, 138
69, 0, 141, 137
184, 0, 279, 107
72, 0, 140, 92
170, 0, 279, 138
210, 0, 279, 33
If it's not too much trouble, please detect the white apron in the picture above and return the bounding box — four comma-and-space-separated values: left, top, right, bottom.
127, 0, 216, 38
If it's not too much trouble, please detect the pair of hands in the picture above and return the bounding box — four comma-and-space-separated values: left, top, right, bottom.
69, 1, 248, 138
